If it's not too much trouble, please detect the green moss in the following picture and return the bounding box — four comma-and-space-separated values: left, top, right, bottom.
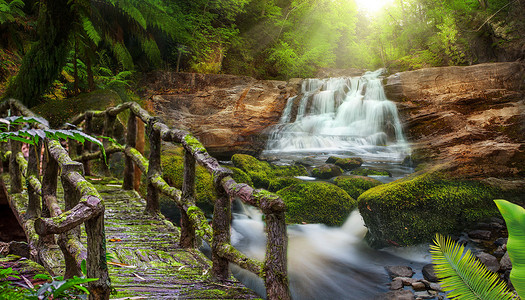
311, 164, 343, 179
225, 166, 253, 186
333, 175, 383, 199
357, 168, 501, 247
231, 154, 307, 189
183, 135, 206, 153
326, 156, 363, 171
351, 167, 391, 177
268, 176, 302, 192
277, 181, 356, 226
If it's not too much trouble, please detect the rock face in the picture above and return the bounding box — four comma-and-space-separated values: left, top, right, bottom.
385, 62, 525, 179
142, 72, 295, 159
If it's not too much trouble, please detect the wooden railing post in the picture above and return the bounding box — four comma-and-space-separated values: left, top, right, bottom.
265, 211, 291, 300
82, 113, 93, 175
41, 143, 58, 246
8, 105, 22, 193
61, 162, 84, 235
85, 208, 110, 300
211, 170, 231, 280
145, 118, 161, 214
100, 112, 116, 176
122, 111, 136, 190
26, 142, 42, 219
180, 149, 196, 248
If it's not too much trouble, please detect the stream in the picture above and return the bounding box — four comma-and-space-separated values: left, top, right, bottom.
230, 70, 431, 299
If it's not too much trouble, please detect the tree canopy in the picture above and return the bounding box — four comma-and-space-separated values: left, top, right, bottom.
0, 0, 523, 107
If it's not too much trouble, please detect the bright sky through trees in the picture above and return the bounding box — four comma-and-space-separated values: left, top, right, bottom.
353, 0, 393, 14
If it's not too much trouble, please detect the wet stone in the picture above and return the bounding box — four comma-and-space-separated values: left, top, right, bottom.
429, 282, 442, 292
500, 251, 512, 271
422, 264, 438, 282
494, 237, 508, 247
412, 281, 427, 291
390, 278, 404, 290
414, 291, 435, 299
385, 266, 415, 278
376, 289, 415, 300
476, 252, 500, 273
468, 230, 491, 240
400, 277, 418, 286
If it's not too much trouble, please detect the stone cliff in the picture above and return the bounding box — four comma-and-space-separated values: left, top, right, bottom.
141, 72, 296, 159
385, 62, 525, 179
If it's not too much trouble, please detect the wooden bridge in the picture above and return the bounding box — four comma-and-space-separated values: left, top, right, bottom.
0, 99, 290, 299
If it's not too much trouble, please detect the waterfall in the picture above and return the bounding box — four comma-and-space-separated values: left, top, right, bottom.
265, 69, 409, 162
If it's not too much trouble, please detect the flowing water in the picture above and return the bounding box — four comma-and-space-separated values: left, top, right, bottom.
228, 70, 429, 299
263, 69, 410, 164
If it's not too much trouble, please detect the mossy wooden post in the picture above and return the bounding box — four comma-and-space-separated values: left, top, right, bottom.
41, 143, 58, 245
82, 113, 93, 176
265, 211, 291, 300
8, 105, 22, 193
85, 208, 111, 300
26, 142, 42, 219
61, 162, 84, 237
180, 149, 196, 248
134, 119, 145, 191
146, 119, 160, 214
123, 111, 136, 190
211, 191, 230, 280
100, 112, 116, 176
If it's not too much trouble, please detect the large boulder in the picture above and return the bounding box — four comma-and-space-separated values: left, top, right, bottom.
357, 166, 502, 247
143, 72, 297, 159
311, 164, 343, 179
277, 182, 356, 226
385, 62, 525, 179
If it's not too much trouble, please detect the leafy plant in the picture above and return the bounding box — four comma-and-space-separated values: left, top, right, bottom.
431, 233, 515, 299
431, 199, 525, 299
0, 115, 108, 162
495, 199, 525, 297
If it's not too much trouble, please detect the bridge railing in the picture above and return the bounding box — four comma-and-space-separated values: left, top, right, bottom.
69, 101, 291, 299
0, 99, 110, 300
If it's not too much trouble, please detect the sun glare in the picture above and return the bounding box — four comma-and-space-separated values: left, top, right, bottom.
354, 0, 394, 14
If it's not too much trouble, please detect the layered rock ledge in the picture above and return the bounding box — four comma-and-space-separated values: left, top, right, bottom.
142, 72, 295, 159
385, 62, 525, 179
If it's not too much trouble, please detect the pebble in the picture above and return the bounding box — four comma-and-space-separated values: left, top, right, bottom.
414, 291, 435, 299
385, 266, 415, 278
494, 237, 508, 247
476, 252, 500, 273
429, 282, 443, 292
412, 281, 427, 291
399, 277, 418, 286
390, 278, 403, 290
378, 289, 415, 300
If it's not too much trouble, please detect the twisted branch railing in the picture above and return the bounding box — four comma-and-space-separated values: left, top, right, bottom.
70, 101, 290, 299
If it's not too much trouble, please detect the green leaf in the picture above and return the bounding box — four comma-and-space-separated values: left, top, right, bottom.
81, 259, 87, 276
494, 199, 525, 298
430, 233, 514, 299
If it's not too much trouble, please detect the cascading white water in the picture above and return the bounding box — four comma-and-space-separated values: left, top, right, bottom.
264, 69, 409, 162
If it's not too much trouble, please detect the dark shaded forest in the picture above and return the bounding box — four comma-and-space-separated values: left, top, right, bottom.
1, 0, 524, 108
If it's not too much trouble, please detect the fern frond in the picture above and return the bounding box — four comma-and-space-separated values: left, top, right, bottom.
430, 234, 515, 300
114, 0, 147, 30
106, 34, 133, 70
495, 200, 525, 298
81, 16, 101, 46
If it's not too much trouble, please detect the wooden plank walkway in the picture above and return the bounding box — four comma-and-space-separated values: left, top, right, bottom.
92, 178, 260, 299
6, 175, 260, 299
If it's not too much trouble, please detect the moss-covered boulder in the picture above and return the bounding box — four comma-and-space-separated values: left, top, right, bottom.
268, 176, 303, 192
277, 182, 356, 226
311, 164, 343, 179
351, 167, 391, 177
326, 156, 363, 171
333, 175, 383, 199
225, 166, 253, 186
357, 168, 501, 247
231, 154, 307, 189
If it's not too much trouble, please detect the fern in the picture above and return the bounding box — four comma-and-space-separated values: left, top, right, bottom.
430, 233, 515, 299
81, 16, 101, 46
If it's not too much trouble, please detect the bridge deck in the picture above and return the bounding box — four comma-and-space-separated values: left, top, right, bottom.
6, 176, 260, 299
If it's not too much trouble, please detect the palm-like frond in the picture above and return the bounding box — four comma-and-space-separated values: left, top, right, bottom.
495, 199, 525, 298
430, 233, 515, 300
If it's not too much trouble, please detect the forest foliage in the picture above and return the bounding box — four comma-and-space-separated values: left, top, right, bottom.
0, 0, 524, 107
